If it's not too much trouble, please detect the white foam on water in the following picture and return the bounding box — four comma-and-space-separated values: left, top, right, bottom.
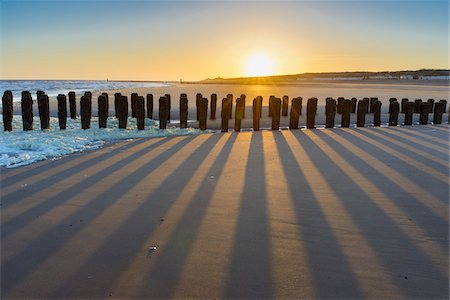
0, 115, 211, 168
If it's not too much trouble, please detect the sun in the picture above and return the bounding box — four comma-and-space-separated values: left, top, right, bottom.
245, 53, 275, 77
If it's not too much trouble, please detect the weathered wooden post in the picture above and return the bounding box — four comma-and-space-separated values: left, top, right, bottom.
350, 98, 357, 113
2, 91, 13, 131
146, 94, 153, 119
68, 91, 76, 119
356, 99, 368, 127
136, 96, 145, 130
221, 97, 230, 132
271, 97, 281, 130
227, 94, 233, 119
253, 96, 262, 131
414, 99, 422, 114
427, 99, 434, 113
210, 93, 217, 119
101, 92, 109, 116
198, 97, 208, 130
240, 94, 246, 118
196, 93, 202, 121
389, 100, 399, 126
282, 95, 289, 116
131, 93, 138, 118
306, 98, 318, 129
159, 96, 168, 129
404, 101, 414, 125
180, 93, 188, 129
433, 102, 444, 124
235, 97, 245, 132
37, 90, 45, 99
337, 97, 344, 114
21, 91, 33, 131
84, 91, 92, 121
325, 98, 337, 128
98, 95, 108, 128
268, 95, 275, 117
438, 100, 447, 113
289, 97, 302, 129
57, 94, 67, 130
373, 100, 382, 126
362, 97, 370, 113
114, 92, 121, 118
38, 93, 50, 130
369, 97, 378, 113
388, 98, 397, 113
341, 99, 352, 128
118, 95, 128, 129
401, 98, 408, 113
80, 95, 91, 129
419, 102, 430, 125
165, 93, 171, 121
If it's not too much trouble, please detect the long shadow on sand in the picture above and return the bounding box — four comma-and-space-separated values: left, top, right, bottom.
291, 130, 448, 299
1, 136, 194, 298
272, 131, 365, 299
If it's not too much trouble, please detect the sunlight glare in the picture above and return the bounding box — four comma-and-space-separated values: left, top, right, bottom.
245, 53, 275, 77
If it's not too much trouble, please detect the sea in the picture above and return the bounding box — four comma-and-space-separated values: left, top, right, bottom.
0, 80, 171, 102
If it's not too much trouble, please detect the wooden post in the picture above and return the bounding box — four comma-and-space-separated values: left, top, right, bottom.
165, 93, 171, 121
118, 95, 128, 129
282, 95, 289, 116
57, 94, 67, 130
98, 95, 108, 128
235, 97, 244, 131
146, 94, 153, 119
268, 95, 275, 117
271, 97, 281, 130
427, 99, 434, 113
438, 100, 447, 113
433, 102, 444, 124
2, 91, 13, 131
114, 92, 121, 118
221, 97, 230, 132
80, 95, 91, 129
253, 96, 262, 131
240, 94, 246, 118
68, 91, 77, 119
404, 101, 414, 125
414, 99, 422, 114
136, 96, 145, 130
388, 98, 397, 113
101, 92, 109, 116
350, 98, 357, 113
325, 98, 337, 128
356, 99, 368, 127
341, 99, 352, 128
131, 93, 138, 118
289, 97, 302, 129
196, 93, 202, 121
362, 98, 370, 113
227, 94, 233, 119
373, 100, 382, 126
38, 93, 50, 130
159, 96, 168, 129
199, 97, 208, 130
337, 97, 344, 114
84, 91, 92, 120
401, 98, 408, 113
180, 94, 188, 129
389, 101, 399, 126
210, 93, 217, 119
306, 98, 318, 129
21, 91, 33, 131
419, 102, 430, 125
369, 97, 378, 113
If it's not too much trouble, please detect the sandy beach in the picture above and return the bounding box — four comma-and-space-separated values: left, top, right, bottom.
1, 125, 448, 299
10, 80, 450, 129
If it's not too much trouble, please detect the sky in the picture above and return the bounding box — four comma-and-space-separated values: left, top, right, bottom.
1, 0, 448, 81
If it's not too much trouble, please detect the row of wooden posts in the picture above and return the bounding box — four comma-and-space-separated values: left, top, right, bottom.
2, 90, 448, 132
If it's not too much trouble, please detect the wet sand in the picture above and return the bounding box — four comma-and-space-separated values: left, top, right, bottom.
1, 125, 448, 299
